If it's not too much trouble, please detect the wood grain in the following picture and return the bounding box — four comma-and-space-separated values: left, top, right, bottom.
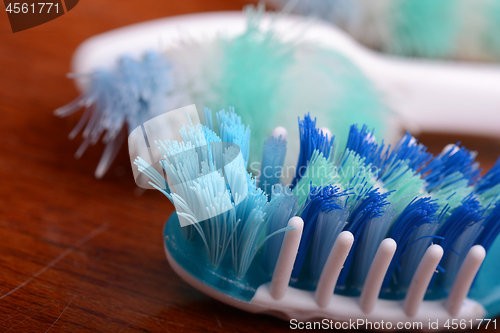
0, 1, 499, 331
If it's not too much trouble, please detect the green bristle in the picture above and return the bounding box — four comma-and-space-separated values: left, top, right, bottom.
429, 172, 471, 211
293, 150, 336, 206
381, 161, 426, 215
335, 149, 378, 193
390, 0, 459, 58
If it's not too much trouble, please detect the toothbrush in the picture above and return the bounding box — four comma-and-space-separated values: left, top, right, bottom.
133, 106, 500, 331
268, 0, 500, 62
58, 7, 500, 180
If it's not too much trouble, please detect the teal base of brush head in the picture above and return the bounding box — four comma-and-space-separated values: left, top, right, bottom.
164, 212, 267, 303
164, 212, 488, 329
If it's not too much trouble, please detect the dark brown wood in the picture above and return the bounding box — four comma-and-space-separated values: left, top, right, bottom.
0, 1, 499, 331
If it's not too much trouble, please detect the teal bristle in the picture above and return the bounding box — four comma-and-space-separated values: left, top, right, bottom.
379, 159, 426, 215
291, 114, 334, 187
293, 150, 337, 206
435, 194, 484, 291
381, 197, 440, 293
291, 185, 346, 280
346, 124, 426, 215
390, 0, 459, 58
232, 174, 271, 277
475, 156, 500, 206
262, 186, 299, 275
258, 135, 287, 196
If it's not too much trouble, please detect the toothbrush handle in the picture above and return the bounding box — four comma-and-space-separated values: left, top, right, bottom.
364, 56, 500, 138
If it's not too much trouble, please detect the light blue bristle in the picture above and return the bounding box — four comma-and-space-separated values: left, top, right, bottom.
291, 185, 346, 280
224, 146, 249, 206
291, 114, 334, 187
382, 197, 439, 290
232, 174, 269, 277
55, 52, 171, 176
262, 185, 299, 275
436, 194, 484, 290
216, 107, 251, 167
204, 107, 214, 132
136, 109, 294, 277
309, 209, 349, 282
134, 156, 171, 200
258, 136, 287, 196
336, 186, 390, 290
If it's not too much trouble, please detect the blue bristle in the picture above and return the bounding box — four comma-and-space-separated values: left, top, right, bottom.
309, 209, 349, 282
397, 205, 448, 289
291, 114, 334, 187
382, 197, 439, 290
291, 185, 345, 279
476, 201, 500, 251
436, 194, 484, 290
351, 204, 394, 289
422, 143, 481, 191
258, 135, 287, 196
336, 186, 390, 290
345, 124, 380, 166
382, 132, 433, 173
262, 186, 299, 275
56, 52, 171, 177
216, 107, 251, 167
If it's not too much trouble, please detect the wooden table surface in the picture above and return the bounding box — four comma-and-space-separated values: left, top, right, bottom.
1, 1, 499, 332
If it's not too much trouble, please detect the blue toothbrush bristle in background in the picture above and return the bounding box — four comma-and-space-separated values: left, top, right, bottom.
56, 52, 171, 178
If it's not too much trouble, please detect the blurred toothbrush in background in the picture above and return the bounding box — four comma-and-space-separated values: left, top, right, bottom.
268, 0, 500, 62
56, 5, 393, 179
56, 4, 500, 180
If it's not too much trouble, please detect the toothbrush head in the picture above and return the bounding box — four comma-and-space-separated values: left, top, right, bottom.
133, 107, 500, 331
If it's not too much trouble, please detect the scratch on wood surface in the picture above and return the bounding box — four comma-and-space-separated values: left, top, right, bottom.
118, 317, 140, 333
214, 313, 222, 328
44, 256, 99, 333
0, 223, 108, 300
4, 307, 49, 332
